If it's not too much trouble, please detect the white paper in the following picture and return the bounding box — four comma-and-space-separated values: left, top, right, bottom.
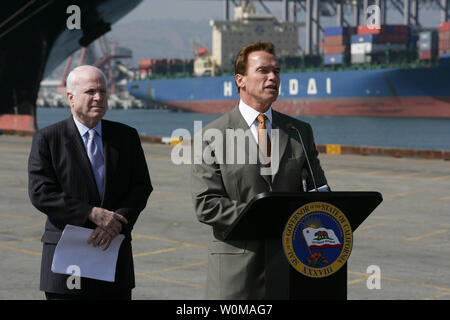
308, 184, 330, 192
51, 225, 125, 282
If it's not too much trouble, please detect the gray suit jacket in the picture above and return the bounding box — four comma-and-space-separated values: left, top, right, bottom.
191, 106, 327, 299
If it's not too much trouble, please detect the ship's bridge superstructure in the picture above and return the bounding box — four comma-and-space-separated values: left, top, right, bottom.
209, 0, 302, 72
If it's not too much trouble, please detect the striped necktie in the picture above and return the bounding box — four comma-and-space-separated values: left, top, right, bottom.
86, 129, 104, 199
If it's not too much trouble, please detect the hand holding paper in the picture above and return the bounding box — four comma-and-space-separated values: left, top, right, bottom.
88, 207, 128, 238
88, 226, 116, 250
51, 225, 125, 282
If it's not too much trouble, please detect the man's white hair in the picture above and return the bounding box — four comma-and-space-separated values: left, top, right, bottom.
66, 65, 108, 95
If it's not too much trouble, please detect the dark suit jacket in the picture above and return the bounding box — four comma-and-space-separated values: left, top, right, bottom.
191, 107, 328, 299
28, 117, 152, 295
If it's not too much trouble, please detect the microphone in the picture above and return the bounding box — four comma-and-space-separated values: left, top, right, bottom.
290, 125, 318, 192
301, 168, 308, 192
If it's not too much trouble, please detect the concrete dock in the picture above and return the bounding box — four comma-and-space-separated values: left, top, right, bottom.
0, 134, 448, 300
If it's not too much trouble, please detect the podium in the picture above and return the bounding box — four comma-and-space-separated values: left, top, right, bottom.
223, 191, 383, 300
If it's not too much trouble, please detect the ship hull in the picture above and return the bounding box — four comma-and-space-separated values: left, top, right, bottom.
128, 64, 450, 118
0, 0, 142, 132
163, 96, 450, 118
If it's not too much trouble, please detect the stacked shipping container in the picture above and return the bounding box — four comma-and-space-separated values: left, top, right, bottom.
439, 22, 450, 57
418, 30, 438, 61
350, 25, 410, 64
322, 27, 353, 65
139, 58, 194, 78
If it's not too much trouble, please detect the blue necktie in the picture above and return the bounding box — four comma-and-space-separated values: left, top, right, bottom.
86, 129, 104, 199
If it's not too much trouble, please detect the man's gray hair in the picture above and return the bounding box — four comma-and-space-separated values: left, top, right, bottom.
66, 65, 108, 95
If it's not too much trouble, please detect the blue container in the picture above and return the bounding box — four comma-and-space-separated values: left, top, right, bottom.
324, 26, 344, 36
351, 34, 380, 44
324, 54, 344, 65
324, 26, 355, 37
440, 53, 450, 66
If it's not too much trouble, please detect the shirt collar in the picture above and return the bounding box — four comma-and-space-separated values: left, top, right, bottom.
238, 100, 272, 128
73, 116, 102, 138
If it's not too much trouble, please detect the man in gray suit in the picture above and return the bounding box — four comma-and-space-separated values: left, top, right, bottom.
191, 41, 329, 299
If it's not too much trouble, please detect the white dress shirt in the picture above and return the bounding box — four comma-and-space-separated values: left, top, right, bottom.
238, 100, 272, 144
72, 116, 104, 158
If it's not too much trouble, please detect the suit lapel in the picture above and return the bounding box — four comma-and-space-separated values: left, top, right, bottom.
64, 118, 101, 203
101, 120, 119, 207
227, 107, 272, 188
271, 111, 290, 183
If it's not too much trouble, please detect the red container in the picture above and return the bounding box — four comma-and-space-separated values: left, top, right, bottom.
379, 33, 408, 43
139, 59, 152, 68
357, 25, 386, 34
323, 45, 347, 55
439, 21, 450, 31
439, 30, 450, 41
153, 58, 167, 65
439, 39, 450, 49
169, 59, 182, 65
419, 50, 433, 60
391, 25, 409, 34
323, 35, 348, 46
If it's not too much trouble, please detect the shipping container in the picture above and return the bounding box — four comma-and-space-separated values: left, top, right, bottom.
153, 59, 168, 65
323, 35, 349, 46
379, 33, 409, 43
439, 30, 450, 41
357, 25, 387, 35
324, 54, 344, 65
439, 21, 450, 31
419, 41, 437, 51
420, 30, 437, 42
351, 43, 406, 55
386, 25, 409, 34
440, 39, 450, 49
323, 26, 355, 37
351, 34, 380, 44
351, 43, 386, 54
389, 44, 408, 51
419, 50, 434, 60
139, 59, 152, 68
351, 53, 371, 64
323, 45, 347, 55
439, 53, 450, 66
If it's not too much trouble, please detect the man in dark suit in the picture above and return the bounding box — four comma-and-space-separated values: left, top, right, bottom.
28, 65, 152, 300
191, 41, 329, 299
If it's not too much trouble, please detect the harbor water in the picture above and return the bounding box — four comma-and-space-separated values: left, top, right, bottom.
36, 108, 450, 151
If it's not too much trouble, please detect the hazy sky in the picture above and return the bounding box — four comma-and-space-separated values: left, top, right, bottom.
117, 0, 231, 23
117, 0, 441, 27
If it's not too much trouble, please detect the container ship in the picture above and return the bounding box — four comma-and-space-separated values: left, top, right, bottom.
0, 0, 142, 132
128, 0, 450, 118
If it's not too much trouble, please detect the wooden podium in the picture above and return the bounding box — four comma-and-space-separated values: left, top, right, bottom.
224, 191, 383, 300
